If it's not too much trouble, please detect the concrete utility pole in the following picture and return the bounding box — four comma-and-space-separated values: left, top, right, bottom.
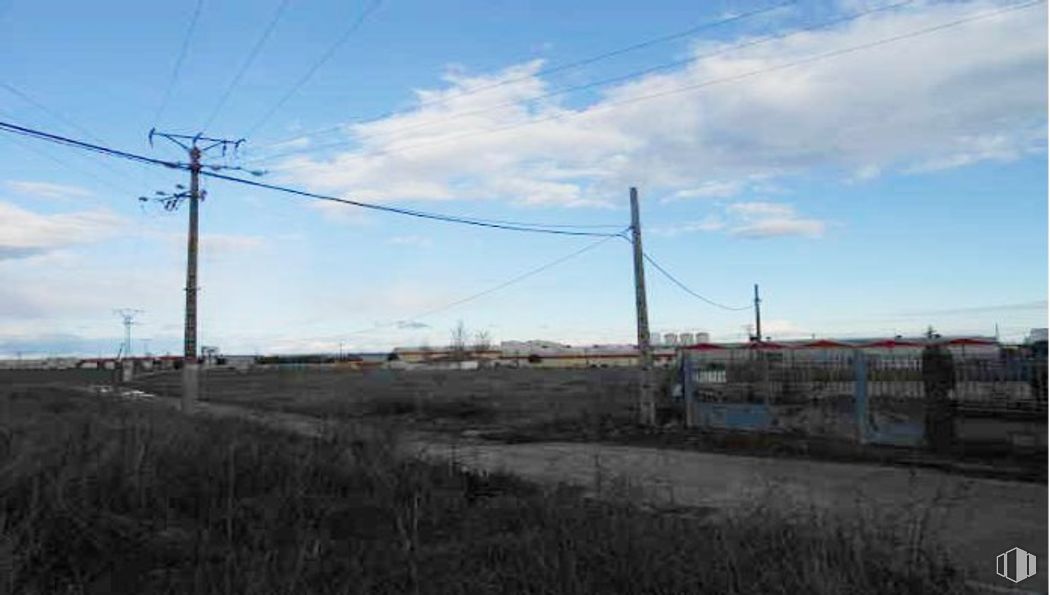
144, 131, 245, 412
753, 283, 762, 343
183, 145, 201, 411
630, 187, 655, 426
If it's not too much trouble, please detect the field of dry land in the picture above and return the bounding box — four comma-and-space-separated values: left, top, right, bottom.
130, 367, 1047, 480
0, 377, 976, 594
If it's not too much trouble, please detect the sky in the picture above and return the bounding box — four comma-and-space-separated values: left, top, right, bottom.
0, 0, 1046, 357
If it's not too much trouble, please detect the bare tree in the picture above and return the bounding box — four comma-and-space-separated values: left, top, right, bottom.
450, 320, 469, 361
472, 330, 492, 355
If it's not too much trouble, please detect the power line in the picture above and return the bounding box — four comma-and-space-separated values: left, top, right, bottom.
1, 82, 108, 144
0, 118, 625, 233
249, 0, 914, 162
200, 169, 623, 237
246, 0, 382, 137
154, 0, 205, 126
249, 0, 1042, 166
0, 119, 184, 169
345, 229, 627, 336
639, 248, 752, 311
254, 0, 795, 150
202, 0, 292, 130
0, 127, 137, 197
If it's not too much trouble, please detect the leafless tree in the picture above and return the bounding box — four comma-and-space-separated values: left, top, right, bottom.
450, 320, 469, 361
472, 330, 492, 355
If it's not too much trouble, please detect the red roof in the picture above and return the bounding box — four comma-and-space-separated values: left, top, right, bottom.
798, 339, 852, 349
682, 342, 726, 351
745, 341, 787, 349
861, 339, 922, 348
946, 337, 997, 346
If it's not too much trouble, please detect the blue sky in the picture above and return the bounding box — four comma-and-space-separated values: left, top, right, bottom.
0, 0, 1046, 357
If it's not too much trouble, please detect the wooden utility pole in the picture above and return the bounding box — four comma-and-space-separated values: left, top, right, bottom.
630, 187, 655, 426
145, 131, 244, 413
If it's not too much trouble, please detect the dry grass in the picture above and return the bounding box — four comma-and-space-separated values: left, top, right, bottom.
132, 367, 641, 432
0, 386, 970, 594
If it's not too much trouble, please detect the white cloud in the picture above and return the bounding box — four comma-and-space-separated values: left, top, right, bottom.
0, 201, 123, 260
726, 201, 826, 238
6, 180, 93, 200
268, 1, 1045, 211
652, 201, 825, 238
669, 180, 744, 200
651, 216, 726, 237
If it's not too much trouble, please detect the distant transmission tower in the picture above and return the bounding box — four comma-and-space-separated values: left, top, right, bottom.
113, 309, 144, 359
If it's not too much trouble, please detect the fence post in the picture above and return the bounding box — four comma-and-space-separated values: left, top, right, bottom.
682, 352, 695, 428
853, 349, 869, 444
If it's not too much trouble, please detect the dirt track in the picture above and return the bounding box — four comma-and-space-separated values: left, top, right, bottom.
118, 392, 1044, 594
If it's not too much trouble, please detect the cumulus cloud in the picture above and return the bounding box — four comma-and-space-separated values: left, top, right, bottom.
267, 1, 1045, 210
651, 216, 726, 237
6, 180, 94, 200
669, 180, 744, 200
652, 201, 824, 238
0, 201, 123, 260
726, 201, 826, 238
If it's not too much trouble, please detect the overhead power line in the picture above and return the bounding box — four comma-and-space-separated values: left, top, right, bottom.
202, 0, 292, 130
255, 0, 795, 150
345, 230, 628, 336
249, 0, 1042, 166
200, 169, 623, 237
1, 82, 108, 144
250, 0, 915, 162
0, 85, 142, 188
154, 0, 205, 126
246, 0, 382, 137
639, 248, 752, 311
0, 118, 625, 234
0, 120, 184, 169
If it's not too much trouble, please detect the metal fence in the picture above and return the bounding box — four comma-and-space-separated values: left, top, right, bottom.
679, 345, 1047, 448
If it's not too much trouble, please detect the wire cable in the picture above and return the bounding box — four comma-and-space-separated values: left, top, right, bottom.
249, 0, 914, 162
639, 246, 752, 311
154, 0, 205, 127
249, 0, 1042, 166
246, 0, 382, 137
255, 0, 795, 150
345, 230, 627, 336
1, 82, 109, 144
0, 119, 184, 169
202, 0, 291, 131
0, 119, 625, 233
0, 84, 144, 186
200, 169, 623, 236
